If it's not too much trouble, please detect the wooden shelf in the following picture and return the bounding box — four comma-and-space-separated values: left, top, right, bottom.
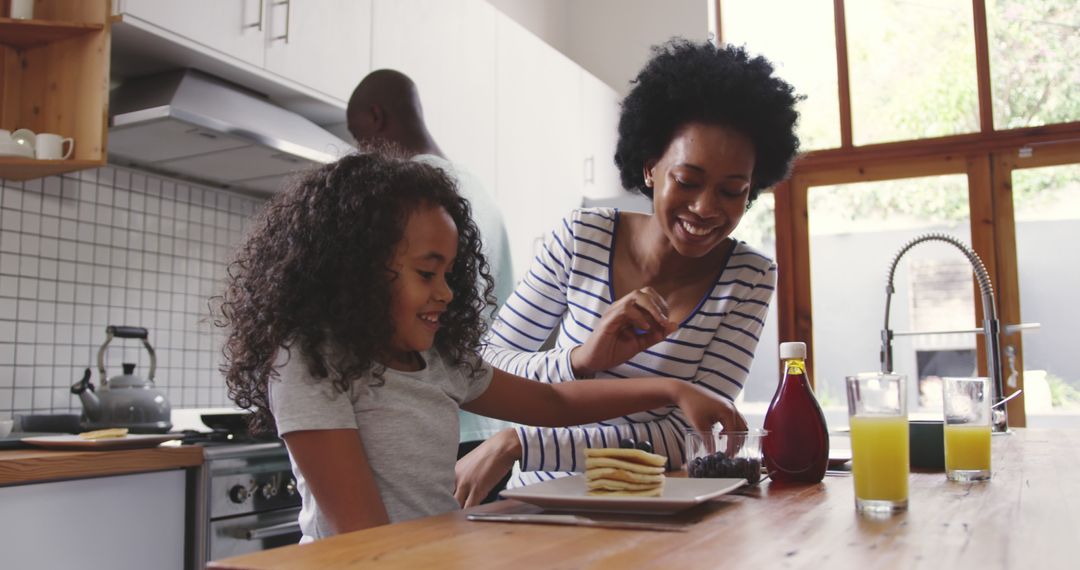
0, 18, 104, 49
0, 0, 110, 183
0, 157, 105, 180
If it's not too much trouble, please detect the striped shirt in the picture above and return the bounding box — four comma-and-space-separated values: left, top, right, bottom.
481, 208, 777, 487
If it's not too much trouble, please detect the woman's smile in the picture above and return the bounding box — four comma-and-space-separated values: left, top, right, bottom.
647, 122, 756, 258
677, 217, 720, 239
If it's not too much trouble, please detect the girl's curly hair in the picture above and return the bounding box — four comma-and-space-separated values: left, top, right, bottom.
216, 151, 495, 433
615, 39, 802, 204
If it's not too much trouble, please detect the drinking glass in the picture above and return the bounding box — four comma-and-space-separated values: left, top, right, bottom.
846, 373, 909, 514
942, 377, 992, 482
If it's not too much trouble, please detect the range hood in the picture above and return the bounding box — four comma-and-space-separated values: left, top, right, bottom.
109, 69, 353, 195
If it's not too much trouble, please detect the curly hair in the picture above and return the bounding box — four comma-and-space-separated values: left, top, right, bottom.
615, 39, 801, 203
215, 151, 495, 433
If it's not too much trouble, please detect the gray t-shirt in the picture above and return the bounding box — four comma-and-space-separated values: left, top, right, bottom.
269, 347, 493, 542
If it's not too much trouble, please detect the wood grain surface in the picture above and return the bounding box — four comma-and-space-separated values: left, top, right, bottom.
0, 0, 109, 181
0, 18, 104, 49
208, 429, 1078, 570
0, 444, 202, 485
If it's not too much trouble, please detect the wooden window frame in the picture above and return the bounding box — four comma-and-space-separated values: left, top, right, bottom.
718, 0, 1080, 424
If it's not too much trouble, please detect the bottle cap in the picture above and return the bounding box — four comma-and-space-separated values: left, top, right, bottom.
779, 342, 806, 359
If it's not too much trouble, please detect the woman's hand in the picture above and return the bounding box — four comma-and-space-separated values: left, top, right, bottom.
454, 429, 520, 508
672, 382, 748, 435
571, 287, 677, 377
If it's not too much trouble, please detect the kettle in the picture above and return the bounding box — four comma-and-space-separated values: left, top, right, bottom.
70, 326, 172, 433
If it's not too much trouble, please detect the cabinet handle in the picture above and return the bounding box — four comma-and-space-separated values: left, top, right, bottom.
245, 0, 265, 31
272, 0, 291, 43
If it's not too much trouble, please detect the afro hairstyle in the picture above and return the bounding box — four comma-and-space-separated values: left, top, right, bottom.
614, 39, 801, 203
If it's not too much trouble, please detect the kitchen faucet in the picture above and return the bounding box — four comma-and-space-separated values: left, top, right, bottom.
880, 233, 1008, 431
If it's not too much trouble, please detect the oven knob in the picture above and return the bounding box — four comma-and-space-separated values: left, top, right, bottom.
229, 484, 250, 504
285, 478, 297, 497
261, 482, 278, 499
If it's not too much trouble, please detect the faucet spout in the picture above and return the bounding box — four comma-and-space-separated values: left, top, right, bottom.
880, 233, 1007, 431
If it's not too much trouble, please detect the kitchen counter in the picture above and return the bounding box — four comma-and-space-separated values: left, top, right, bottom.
0, 444, 203, 486
208, 428, 1078, 569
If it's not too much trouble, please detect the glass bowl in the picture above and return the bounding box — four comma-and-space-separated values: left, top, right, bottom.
685, 429, 767, 484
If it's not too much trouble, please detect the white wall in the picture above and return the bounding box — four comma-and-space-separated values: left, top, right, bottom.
482, 0, 572, 52
487, 0, 708, 96
0, 166, 260, 416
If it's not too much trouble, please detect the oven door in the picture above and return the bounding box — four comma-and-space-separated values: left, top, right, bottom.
209, 507, 302, 562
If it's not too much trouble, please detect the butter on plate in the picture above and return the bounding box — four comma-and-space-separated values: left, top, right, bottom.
78, 428, 130, 440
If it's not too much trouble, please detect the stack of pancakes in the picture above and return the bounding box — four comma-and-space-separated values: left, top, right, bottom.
584, 447, 667, 497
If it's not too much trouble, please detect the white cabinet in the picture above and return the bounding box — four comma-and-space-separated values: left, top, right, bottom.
264, 0, 372, 102
495, 15, 585, 284
580, 71, 623, 200
117, 0, 371, 103
371, 0, 497, 194
0, 470, 187, 570
121, 0, 266, 67
116, 0, 621, 285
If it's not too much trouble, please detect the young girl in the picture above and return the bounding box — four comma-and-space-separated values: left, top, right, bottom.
218, 152, 745, 542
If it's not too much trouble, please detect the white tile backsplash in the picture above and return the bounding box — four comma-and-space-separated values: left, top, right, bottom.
0, 165, 264, 416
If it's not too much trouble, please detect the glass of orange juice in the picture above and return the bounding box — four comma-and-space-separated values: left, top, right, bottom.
846, 373, 909, 514
942, 377, 992, 482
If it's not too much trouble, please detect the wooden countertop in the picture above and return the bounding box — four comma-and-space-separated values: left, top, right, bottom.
0, 444, 203, 486
209, 428, 1078, 569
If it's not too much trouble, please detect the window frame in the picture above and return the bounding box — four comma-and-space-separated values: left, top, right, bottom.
717, 0, 1080, 426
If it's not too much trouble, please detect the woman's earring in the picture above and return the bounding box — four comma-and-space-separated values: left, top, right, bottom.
644, 176, 653, 187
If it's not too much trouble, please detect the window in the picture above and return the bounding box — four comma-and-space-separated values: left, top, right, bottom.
988, 0, 1080, 129
846, 0, 980, 144
1011, 163, 1080, 423
720, 0, 841, 151
807, 174, 973, 415
716, 0, 1080, 428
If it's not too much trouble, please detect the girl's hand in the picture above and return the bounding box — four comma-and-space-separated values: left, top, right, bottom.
571, 287, 677, 377
454, 429, 520, 508
673, 382, 748, 435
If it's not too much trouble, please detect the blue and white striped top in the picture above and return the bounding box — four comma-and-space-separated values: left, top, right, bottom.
481, 208, 777, 488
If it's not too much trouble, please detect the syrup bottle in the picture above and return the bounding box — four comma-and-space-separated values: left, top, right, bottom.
762, 342, 829, 483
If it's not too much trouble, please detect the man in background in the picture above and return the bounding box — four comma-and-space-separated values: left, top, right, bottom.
347, 69, 515, 502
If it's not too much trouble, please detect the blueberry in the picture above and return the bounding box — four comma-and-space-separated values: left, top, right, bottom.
706, 454, 718, 470
745, 459, 762, 484
635, 440, 653, 453
619, 438, 636, 449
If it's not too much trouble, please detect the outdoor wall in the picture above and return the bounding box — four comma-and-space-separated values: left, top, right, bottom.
805, 219, 1078, 423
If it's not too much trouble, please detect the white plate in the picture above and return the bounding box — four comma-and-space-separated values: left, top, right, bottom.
500, 475, 746, 515
21, 433, 182, 450
829, 448, 853, 467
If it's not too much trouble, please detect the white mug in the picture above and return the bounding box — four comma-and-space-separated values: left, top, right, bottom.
10, 0, 34, 20
12, 128, 35, 147
35, 133, 75, 160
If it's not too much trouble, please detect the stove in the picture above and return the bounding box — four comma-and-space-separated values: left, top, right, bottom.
184, 433, 302, 568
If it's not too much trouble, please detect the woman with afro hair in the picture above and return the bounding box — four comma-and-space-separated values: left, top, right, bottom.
457, 38, 801, 500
